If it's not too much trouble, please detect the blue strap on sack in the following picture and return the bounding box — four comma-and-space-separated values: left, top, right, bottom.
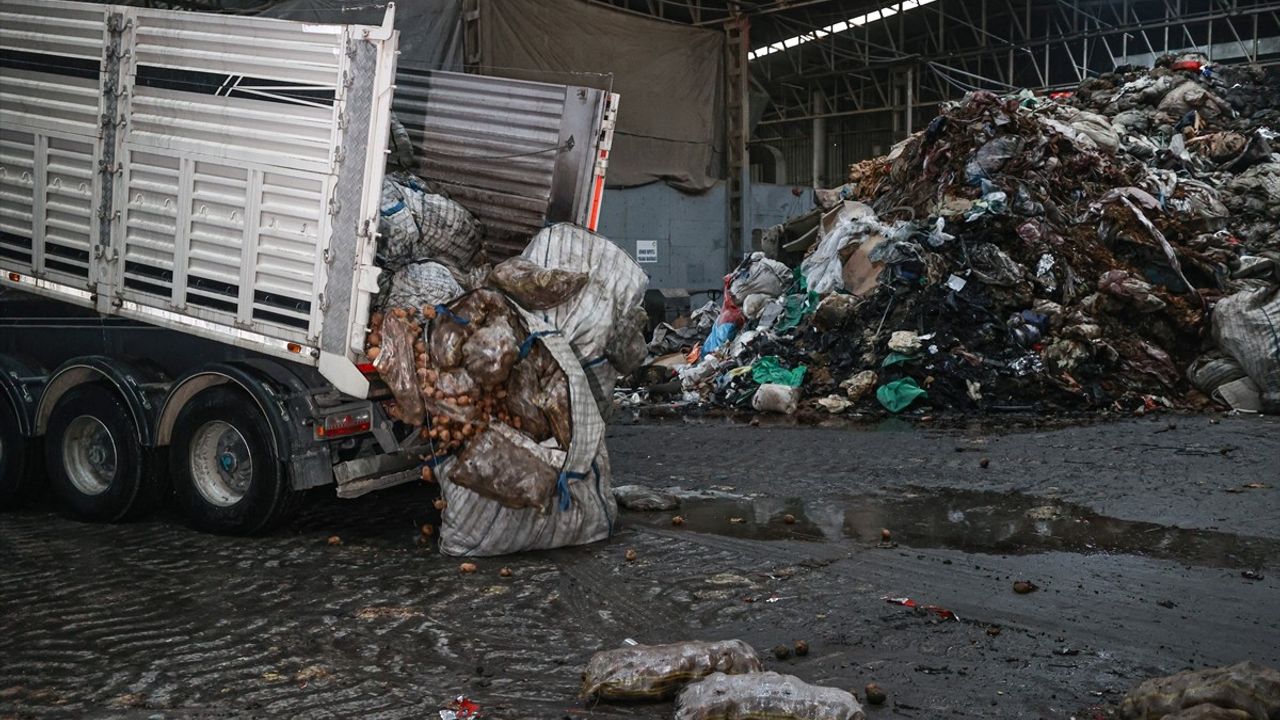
518, 330, 561, 359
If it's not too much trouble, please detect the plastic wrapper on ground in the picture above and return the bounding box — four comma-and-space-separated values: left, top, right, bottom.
581, 640, 762, 701
673, 671, 865, 720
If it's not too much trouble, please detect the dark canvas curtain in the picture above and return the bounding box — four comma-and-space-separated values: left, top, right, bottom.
476, 0, 725, 192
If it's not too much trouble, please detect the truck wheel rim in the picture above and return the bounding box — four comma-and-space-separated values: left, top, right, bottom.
63, 415, 117, 495
190, 420, 253, 507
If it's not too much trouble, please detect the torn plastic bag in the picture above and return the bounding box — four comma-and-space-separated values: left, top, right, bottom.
753, 383, 800, 414
728, 252, 791, 302
521, 224, 648, 417
877, 378, 927, 413
1211, 285, 1280, 413
378, 172, 480, 272
801, 201, 881, 296
581, 640, 762, 701
373, 314, 425, 426
488, 256, 589, 311
965, 136, 1024, 182
674, 672, 865, 720
701, 323, 738, 356
436, 309, 613, 556
448, 422, 564, 512
383, 261, 464, 314
1119, 661, 1280, 720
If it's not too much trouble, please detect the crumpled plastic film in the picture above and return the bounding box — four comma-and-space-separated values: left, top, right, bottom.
373, 314, 425, 426
674, 671, 865, 720
581, 640, 762, 701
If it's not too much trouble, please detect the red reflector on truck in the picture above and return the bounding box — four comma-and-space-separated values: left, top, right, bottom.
315, 410, 372, 439
357, 362, 377, 374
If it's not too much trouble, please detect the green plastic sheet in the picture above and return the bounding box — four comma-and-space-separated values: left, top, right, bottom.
881, 352, 915, 367
876, 377, 927, 412
752, 356, 806, 387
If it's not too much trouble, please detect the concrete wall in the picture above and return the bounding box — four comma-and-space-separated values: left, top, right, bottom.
597, 181, 812, 291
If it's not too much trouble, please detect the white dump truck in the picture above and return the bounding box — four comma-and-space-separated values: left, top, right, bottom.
0, 0, 619, 532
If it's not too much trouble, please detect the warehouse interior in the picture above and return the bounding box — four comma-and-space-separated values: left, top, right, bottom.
4, 0, 1280, 717
80, 0, 1280, 294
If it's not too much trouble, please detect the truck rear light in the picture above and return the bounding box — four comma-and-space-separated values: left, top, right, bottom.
315, 410, 372, 439
357, 362, 377, 375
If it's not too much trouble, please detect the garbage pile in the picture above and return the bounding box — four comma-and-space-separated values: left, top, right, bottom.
366, 130, 648, 555
640, 55, 1279, 417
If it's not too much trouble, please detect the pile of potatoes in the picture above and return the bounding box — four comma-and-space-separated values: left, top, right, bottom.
365, 289, 572, 491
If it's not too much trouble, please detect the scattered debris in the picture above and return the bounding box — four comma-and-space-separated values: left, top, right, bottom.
793, 640, 810, 657
498, 567, 513, 578
772, 644, 792, 660
864, 682, 887, 706
458, 562, 477, 574
884, 596, 959, 621
438, 695, 481, 720
625, 548, 638, 563
326, 535, 342, 546
672, 516, 686, 526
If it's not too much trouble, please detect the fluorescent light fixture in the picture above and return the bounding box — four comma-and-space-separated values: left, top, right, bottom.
749, 0, 938, 60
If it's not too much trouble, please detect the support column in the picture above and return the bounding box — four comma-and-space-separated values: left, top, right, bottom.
811, 89, 826, 188
724, 14, 750, 268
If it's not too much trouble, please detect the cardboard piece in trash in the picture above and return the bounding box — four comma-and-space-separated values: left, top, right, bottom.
840, 234, 886, 297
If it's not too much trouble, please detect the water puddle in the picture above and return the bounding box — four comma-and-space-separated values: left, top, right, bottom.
626, 487, 1277, 570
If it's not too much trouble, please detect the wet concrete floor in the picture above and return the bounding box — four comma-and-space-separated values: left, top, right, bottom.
1, 414, 1277, 719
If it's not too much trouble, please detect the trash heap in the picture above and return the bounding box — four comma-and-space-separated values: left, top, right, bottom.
647, 55, 1279, 417
366, 126, 648, 555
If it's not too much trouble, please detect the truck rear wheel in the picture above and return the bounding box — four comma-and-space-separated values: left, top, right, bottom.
169, 387, 302, 535
44, 384, 163, 522
1, 398, 40, 508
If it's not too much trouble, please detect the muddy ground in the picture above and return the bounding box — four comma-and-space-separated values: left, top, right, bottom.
1, 414, 1277, 719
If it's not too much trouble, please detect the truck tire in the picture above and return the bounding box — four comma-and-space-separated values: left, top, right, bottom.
169, 387, 303, 535
1, 398, 40, 508
44, 384, 164, 522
